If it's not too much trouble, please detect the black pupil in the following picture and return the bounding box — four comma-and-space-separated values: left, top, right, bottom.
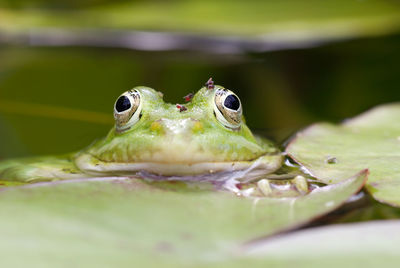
224, 94, 240, 110
115, 96, 131, 112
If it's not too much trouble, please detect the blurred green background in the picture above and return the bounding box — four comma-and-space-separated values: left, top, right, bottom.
0, 0, 399, 158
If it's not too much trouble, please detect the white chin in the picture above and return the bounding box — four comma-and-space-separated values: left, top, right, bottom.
74, 153, 283, 181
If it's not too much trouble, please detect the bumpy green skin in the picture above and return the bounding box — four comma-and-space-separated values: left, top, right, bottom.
85, 86, 274, 162
0, 85, 282, 182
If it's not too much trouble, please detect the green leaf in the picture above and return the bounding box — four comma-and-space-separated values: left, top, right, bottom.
1, 0, 400, 49
0, 171, 365, 266
286, 103, 400, 206
241, 220, 400, 267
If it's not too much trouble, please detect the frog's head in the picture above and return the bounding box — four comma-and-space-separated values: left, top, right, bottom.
75, 83, 282, 177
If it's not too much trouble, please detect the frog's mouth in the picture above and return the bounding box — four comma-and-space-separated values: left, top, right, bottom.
74, 152, 283, 180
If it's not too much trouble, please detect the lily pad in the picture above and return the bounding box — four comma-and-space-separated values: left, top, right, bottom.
1, 1, 400, 52
286, 103, 400, 206
0, 171, 365, 266
242, 220, 400, 267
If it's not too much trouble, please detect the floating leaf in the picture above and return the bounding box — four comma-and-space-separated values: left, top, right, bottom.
243, 220, 400, 267
286, 103, 400, 206
1, 1, 400, 51
0, 170, 365, 266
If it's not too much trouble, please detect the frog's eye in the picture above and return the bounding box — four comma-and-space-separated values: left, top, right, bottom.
113, 90, 142, 132
213, 89, 242, 129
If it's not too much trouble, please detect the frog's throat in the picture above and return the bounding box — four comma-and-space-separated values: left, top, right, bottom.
74, 153, 283, 178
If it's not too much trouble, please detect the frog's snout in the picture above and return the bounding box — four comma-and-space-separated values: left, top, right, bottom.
150, 118, 203, 135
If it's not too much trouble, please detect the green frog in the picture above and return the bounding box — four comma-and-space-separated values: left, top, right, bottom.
0, 81, 284, 187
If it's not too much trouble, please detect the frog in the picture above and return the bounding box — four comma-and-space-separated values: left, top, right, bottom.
0, 80, 286, 189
